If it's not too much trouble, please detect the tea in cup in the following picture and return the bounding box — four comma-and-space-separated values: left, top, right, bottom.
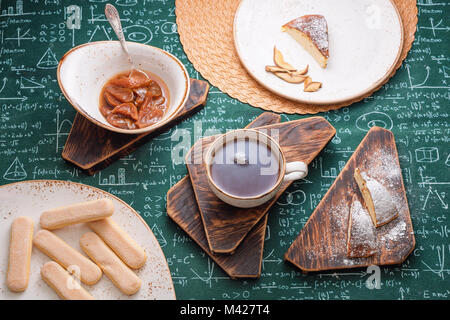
205, 129, 308, 208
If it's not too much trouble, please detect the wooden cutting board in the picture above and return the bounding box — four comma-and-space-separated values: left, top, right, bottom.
186, 117, 336, 254
285, 126, 415, 272
62, 79, 209, 175
167, 112, 281, 279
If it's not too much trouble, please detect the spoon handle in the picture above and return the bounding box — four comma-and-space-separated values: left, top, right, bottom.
104, 4, 132, 64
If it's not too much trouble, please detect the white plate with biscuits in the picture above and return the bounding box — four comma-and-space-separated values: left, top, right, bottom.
0, 180, 175, 300
233, 0, 404, 104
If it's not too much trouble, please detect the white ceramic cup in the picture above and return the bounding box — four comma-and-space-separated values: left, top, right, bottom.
205, 129, 308, 208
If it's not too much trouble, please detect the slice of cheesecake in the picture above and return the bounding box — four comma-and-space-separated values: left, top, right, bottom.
282, 15, 329, 68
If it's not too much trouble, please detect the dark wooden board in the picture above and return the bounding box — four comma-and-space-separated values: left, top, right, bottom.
187, 117, 336, 254
167, 113, 281, 278
285, 127, 415, 272
168, 177, 269, 279
62, 79, 209, 175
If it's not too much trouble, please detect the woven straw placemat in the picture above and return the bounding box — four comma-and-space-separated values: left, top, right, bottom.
176, 0, 417, 114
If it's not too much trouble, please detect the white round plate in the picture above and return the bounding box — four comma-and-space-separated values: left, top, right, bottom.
0, 180, 175, 300
233, 0, 403, 104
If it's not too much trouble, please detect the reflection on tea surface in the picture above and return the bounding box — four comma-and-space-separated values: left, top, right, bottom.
210, 138, 280, 198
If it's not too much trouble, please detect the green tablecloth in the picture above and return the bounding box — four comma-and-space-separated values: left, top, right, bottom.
0, 0, 449, 300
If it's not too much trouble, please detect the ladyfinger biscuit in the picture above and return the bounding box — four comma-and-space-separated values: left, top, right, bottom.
6, 216, 34, 292
80, 232, 141, 295
88, 217, 147, 269
40, 198, 114, 230
33, 230, 102, 285
41, 261, 95, 300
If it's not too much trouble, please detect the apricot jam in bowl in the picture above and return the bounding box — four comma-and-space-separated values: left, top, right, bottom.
57, 41, 190, 134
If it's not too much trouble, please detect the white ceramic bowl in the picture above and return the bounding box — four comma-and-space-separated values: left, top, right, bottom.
57, 41, 190, 134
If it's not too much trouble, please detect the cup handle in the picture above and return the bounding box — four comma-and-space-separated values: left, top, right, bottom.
283, 161, 308, 182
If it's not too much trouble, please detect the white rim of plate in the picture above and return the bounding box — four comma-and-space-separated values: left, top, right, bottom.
0, 179, 176, 300
233, 0, 404, 105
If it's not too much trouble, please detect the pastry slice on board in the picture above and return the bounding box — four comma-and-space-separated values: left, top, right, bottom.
346, 194, 377, 259
167, 113, 281, 278
285, 127, 415, 272
354, 168, 399, 227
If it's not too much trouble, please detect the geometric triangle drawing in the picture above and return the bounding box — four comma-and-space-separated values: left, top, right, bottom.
20, 76, 45, 89
3, 157, 27, 181
37, 48, 59, 69
151, 223, 167, 247
88, 25, 111, 43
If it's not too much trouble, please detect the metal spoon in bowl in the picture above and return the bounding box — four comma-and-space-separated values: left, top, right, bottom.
104, 3, 150, 81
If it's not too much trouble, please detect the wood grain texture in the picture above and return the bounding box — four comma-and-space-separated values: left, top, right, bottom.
187, 117, 336, 254
285, 127, 415, 272
62, 79, 209, 175
167, 113, 280, 278
167, 177, 269, 279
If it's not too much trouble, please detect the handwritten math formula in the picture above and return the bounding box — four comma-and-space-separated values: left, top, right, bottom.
0, 0, 449, 299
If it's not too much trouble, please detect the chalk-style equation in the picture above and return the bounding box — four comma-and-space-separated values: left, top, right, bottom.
0, 0, 449, 300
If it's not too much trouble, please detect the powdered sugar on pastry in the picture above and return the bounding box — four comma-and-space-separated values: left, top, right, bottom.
347, 196, 376, 258
362, 172, 399, 227
282, 15, 329, 68
365, 148, 401, 188
305, 200, 362, 267
284, 15, 329, 56
354, 168, 399, 227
